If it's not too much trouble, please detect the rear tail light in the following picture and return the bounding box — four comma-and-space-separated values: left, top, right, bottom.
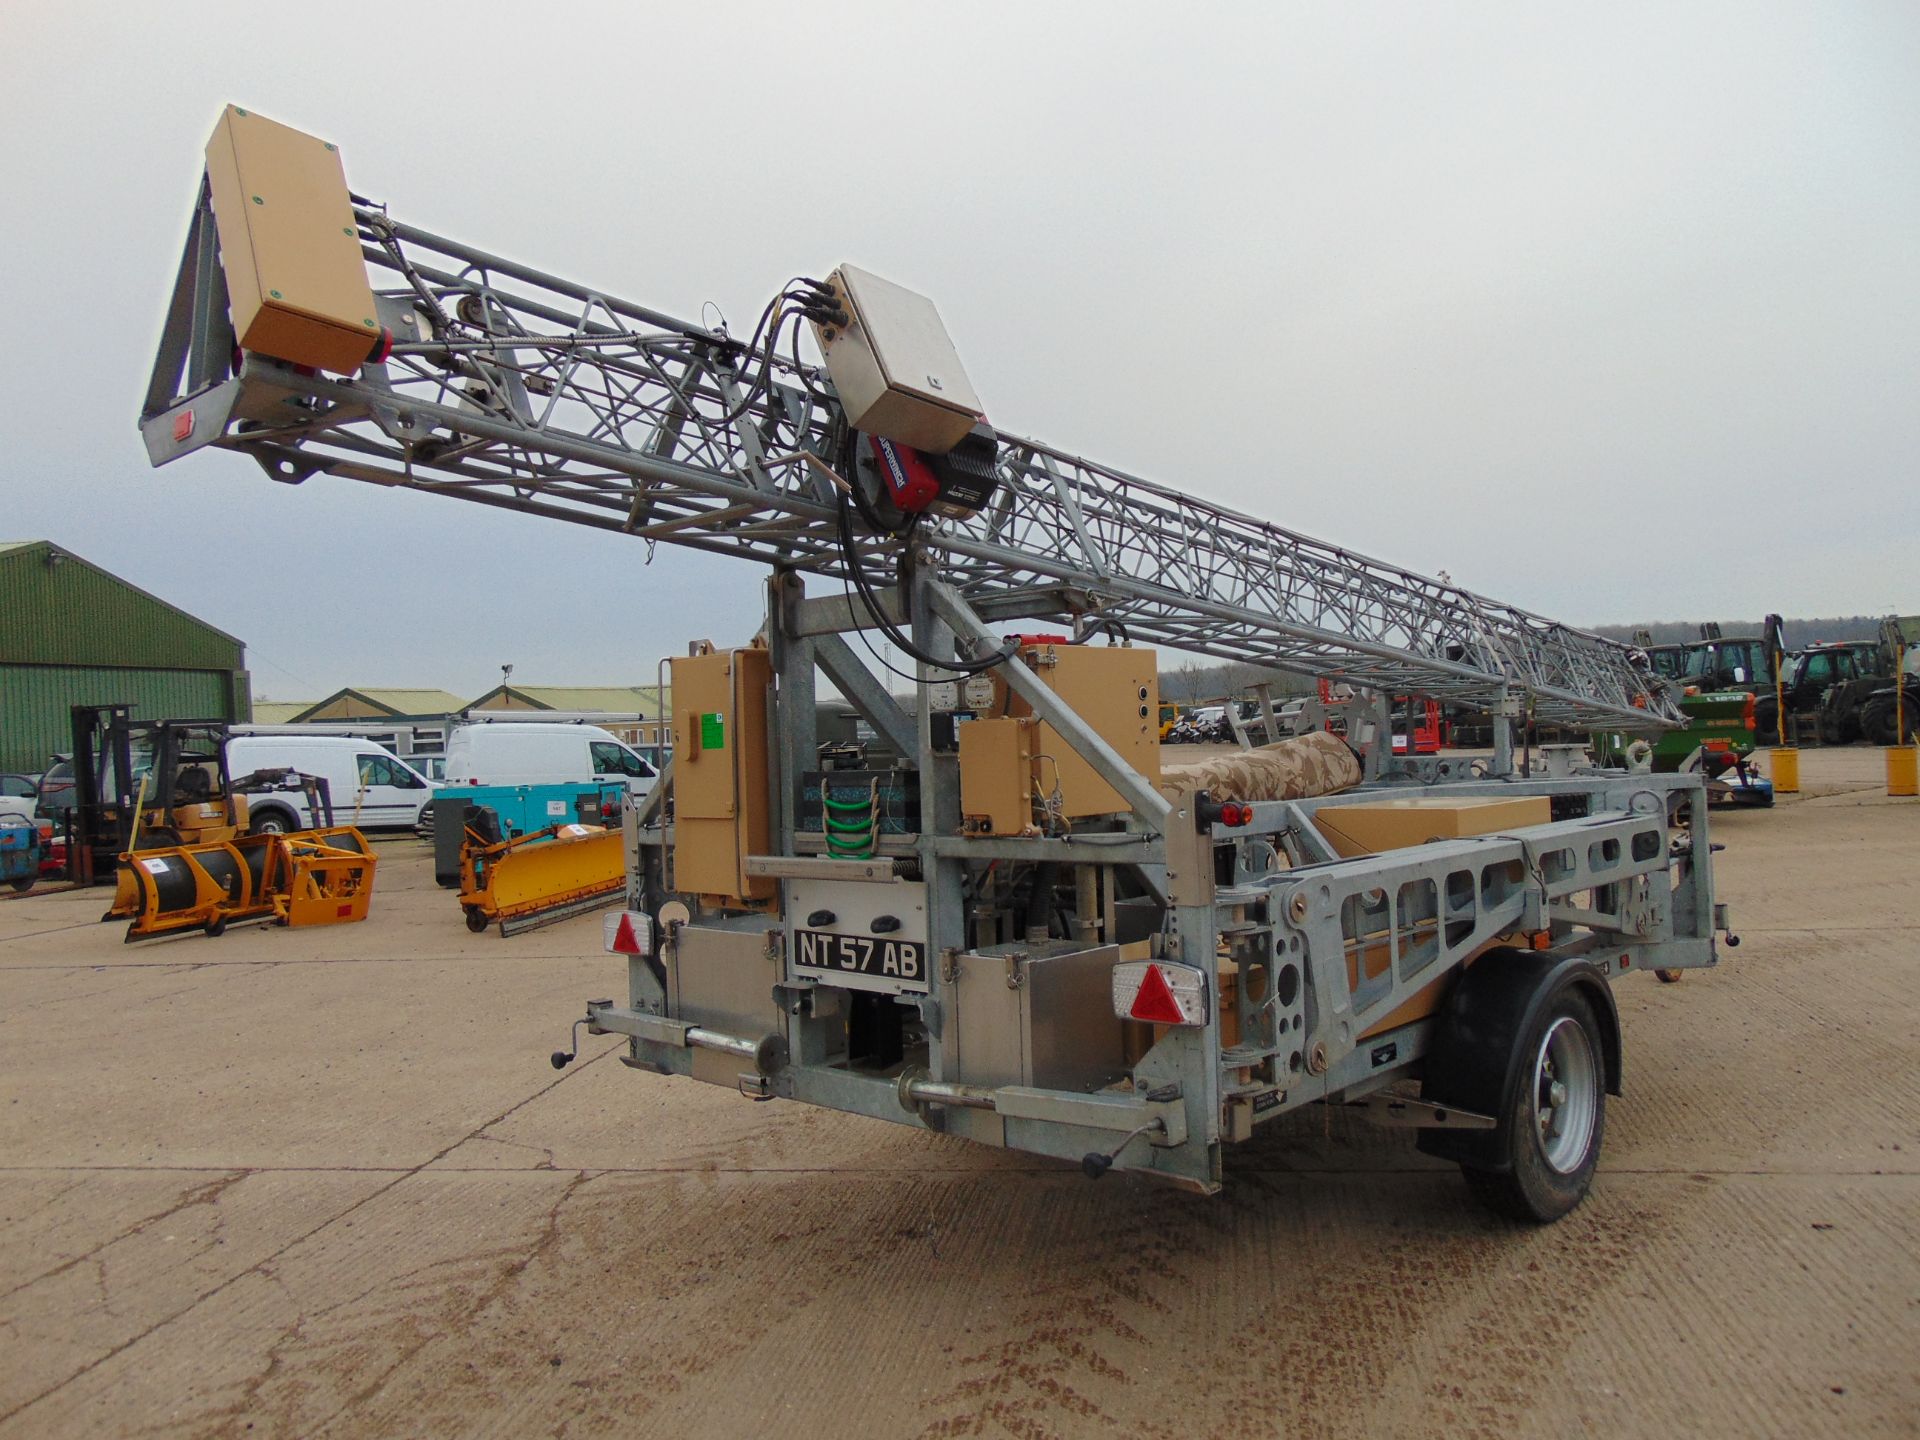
1112, 961, 1208, 1026
603, 910, 651, 956
1195, 792, 1255, 830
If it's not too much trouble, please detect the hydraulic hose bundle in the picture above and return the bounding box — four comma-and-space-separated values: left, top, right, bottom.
822, 777, 881, 860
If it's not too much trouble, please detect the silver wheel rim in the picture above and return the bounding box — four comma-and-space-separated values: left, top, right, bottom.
1533, 1016, 1598, 1174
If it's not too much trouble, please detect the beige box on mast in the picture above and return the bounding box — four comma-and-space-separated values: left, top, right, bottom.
813, 264, 985, 454
203, 104, 380, 375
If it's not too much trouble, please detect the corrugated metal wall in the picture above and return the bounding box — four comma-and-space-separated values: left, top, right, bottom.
0, 544, 244, 670
0, 543, 251, 773
0, 665, 248, 772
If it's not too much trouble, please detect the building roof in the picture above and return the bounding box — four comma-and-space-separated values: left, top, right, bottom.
293, 687, 467, 721
468, 684, 666, 714
251, 701, 314, 724
0, 540, 246, 669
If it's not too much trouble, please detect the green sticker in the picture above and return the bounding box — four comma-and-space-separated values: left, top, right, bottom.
700, 712, 726, 750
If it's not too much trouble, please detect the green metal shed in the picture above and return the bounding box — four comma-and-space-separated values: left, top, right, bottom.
0, 541, 251, 773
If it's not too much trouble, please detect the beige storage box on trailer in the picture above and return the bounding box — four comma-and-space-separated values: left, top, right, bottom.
1314, 795, 1550, 859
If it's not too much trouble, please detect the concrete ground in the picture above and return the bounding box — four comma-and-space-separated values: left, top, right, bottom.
0, 746, 1913, 1438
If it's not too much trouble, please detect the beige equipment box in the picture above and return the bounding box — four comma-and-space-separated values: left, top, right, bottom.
1314, 795, 1550, 859
204, 106, 381, 375
960, 642, 1160, 835
958, 717, 1040, 836
813, 264, 985, 454
669, 645, 774, 905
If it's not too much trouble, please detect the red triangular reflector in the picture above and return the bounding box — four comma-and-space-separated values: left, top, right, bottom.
1129, 963, 1186, 1025
613, 913, 641, 954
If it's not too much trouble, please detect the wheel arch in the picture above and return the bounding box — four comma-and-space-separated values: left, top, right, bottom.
1416, 948, 1621, 1171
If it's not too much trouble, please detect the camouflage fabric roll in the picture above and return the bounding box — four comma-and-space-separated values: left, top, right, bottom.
1162, 729, 1362, 801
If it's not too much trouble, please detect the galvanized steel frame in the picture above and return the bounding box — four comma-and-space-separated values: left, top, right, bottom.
599, 573, 1717, 1193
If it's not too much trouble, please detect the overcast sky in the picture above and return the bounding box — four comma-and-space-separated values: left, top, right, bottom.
1, 3, 1913, 699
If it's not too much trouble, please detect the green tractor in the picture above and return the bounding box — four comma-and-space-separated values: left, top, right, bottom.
1643, 643, 1688, 682
1752, 616, 1919, 746
1768, 642, 1882, 745
1592, 622, 1773, 807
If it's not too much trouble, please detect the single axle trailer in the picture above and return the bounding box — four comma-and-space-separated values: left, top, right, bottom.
145, 105, 1729, 1219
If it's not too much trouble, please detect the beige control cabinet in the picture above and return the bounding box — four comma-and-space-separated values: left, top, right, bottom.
813, 264, 985, 453
670, 645, 774, 905
960, 643, 1160, 833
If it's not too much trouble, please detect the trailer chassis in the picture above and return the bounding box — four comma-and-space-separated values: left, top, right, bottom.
582, 574, 1723, 1199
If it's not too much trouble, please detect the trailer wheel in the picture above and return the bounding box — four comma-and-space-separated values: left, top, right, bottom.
464, 907, 489, 933
9, 877, 33, 893
1463, 990, 1607, 1223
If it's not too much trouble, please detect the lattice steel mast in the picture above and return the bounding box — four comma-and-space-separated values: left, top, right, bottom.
143, 180, 1676, 729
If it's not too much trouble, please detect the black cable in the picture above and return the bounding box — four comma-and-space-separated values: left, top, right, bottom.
844, 582, 938, 686
827, 452, 948, 687
707, 285, 816, 427
835, 494, 1010, 677
835, 551, 967, 688
789, 302, 832, 409
829, 503, 935, 687
840, 497, 953, 669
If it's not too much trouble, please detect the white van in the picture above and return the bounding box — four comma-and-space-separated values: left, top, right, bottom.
226, 736, 436, 833
442, 721, 657, 797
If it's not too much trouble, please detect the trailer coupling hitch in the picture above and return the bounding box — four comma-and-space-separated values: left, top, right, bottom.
1081, 1119, 1167, 1180
550, 1000, 614, 1070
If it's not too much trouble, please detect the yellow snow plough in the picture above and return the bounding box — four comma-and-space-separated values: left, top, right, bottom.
458, 815, 626, 937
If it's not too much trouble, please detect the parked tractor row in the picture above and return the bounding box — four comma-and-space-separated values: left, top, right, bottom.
1648, 615, 1918, 748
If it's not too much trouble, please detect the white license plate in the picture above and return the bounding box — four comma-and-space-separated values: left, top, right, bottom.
792, 928, 928, 990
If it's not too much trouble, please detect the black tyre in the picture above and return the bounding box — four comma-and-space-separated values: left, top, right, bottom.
1462, 990, 1607, 1223
1861, 696, 1916, 748
464, 907, 489, 933
1859, 699, 1890, 747
9, 876, 32, 894
203, 916, 227, 938
249, 808, 296, 837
